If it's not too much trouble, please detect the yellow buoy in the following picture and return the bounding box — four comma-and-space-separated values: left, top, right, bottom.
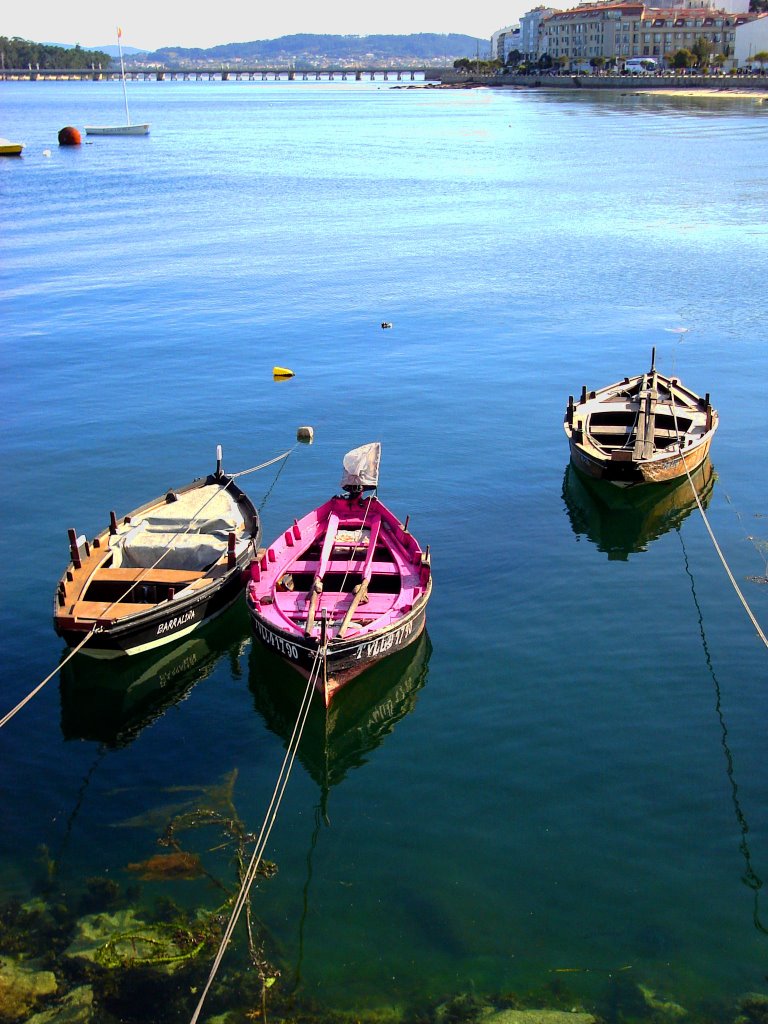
273, 366, 295, 379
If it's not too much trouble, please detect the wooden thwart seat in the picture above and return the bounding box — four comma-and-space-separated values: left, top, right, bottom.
93, 567, 203, 585
68, 600, 156, 620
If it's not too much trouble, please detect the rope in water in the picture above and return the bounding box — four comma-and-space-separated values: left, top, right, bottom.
0, 629, 98, 730
0, 447, 295, 733
189, 640, 326, 1024
672, 408, 768, 650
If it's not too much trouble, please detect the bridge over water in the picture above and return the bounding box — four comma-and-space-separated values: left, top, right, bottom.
1, 66, 442, 83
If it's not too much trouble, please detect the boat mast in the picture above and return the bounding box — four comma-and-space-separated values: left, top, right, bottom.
117, 27, 131, 126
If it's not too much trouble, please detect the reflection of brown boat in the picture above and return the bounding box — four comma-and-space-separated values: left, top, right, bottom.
562, 457, 716, 561
59, 602, 249, 747
249, 630, 431, 799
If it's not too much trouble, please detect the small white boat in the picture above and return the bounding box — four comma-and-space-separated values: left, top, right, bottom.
0, 138, 24, 156
85, 123, 149, 136
85, 27, 150, 137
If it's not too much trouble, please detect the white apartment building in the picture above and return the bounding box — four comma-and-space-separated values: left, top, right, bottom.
733, 11, 768, 63
491, 26, 520, 61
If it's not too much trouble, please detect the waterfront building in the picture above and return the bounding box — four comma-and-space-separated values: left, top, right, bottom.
491, 25, 521, 62
519, 7, 558, 60
538, 0, 757, 64
733, 11, 768, 65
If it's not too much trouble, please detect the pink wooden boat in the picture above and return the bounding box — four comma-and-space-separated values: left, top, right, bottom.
245, 444, 432, 706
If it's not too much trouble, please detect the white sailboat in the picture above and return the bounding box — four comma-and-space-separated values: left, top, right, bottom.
85, 28, 150, 136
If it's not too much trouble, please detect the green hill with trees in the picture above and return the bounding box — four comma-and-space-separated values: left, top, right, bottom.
0, 36, 111, 69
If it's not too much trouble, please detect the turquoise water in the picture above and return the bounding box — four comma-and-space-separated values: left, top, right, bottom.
2, 80, 768, 1018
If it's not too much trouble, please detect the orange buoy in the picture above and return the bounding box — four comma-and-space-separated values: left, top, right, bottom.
58, 126, 82, 146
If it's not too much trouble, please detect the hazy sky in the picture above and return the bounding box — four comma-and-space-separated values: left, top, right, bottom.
5, 0, 531, 51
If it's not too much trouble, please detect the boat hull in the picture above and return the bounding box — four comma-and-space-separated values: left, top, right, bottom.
248, 583, 431, 706
55, 568, 247, 657
245, 478, 432, 706
568, 430, 714, 486
53, 471, 260, 657
564, 363, 718, 487
84, 124, 150, 136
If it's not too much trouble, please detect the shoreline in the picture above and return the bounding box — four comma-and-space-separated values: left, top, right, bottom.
431, 81, 768, 100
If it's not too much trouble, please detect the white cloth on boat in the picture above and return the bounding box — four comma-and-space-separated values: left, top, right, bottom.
341, 442, 381, 490
112, 484, 245, 571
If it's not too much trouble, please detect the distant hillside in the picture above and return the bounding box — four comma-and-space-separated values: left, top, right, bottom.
146, 33, 484, 65
97, 44, 146, 58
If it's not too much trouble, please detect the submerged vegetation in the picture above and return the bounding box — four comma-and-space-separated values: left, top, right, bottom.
0, 771, 764, 1022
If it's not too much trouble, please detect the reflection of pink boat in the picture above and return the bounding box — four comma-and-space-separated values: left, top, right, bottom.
245, 443, 432, 707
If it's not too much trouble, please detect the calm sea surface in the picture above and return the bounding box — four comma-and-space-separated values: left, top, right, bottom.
2, 79, 768, 1020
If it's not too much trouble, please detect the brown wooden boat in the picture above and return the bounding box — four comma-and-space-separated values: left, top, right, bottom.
564, 350, 718, 486
53, 450, 261, 657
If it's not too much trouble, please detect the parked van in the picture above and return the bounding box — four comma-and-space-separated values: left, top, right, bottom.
624, 58, 658, 74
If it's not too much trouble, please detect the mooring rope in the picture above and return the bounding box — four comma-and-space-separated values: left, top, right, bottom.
99, 446, 296, 617
1, 448, 296, 734
189, 638, 326, 1024
0, 628, 99, 730
672, 408, 768, 650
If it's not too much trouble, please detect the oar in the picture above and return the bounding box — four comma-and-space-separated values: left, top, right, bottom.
305, 578, 323, 636
337, 579, 369, 639
304, 513, 339, 636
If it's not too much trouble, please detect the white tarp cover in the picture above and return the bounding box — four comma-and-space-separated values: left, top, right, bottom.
341, 443, 381, 491
116, 485, 245, 571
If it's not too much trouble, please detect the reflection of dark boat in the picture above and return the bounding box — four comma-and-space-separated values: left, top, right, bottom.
60, 602, 250, 747
564, 350, 718, 485
562, 458, 716, 561
249, 630, 432, 798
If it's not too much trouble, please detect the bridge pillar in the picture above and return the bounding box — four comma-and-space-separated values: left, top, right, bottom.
411, 71, 415, 80
355, 70, 362, 81
221, 70, 229, 80
156, 71, 165, 80
303, 72, 308, 80
383, 71, 389, 80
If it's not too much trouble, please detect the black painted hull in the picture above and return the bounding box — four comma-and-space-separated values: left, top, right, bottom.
247, 583, 431, 706
55, 561, 249, 657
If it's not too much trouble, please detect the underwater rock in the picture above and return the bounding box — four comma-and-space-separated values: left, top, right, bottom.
638, 984, 688, 1020
735, 993, 768, 1024
26, 985, 94, 1023
0, 957, 58, 1021
64, 908, 208, 974
481, 1012, 598, 1024
126, 851, 204, 881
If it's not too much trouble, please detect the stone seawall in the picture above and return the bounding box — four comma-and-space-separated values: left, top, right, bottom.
438, 70, 768, 91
